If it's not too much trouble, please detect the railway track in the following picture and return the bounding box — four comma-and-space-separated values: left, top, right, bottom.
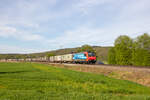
63, 63, 150, 69
37, 62, 150, 70
1, 60, 150, 69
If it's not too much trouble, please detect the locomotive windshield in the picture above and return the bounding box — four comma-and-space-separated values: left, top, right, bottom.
88, 52, 95, 57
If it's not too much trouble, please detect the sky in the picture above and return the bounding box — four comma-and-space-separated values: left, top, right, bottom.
0, 0, 150, 54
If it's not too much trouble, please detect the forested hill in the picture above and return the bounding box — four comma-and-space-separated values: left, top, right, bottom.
0, 46, 112, 62
29, 46, 112, 62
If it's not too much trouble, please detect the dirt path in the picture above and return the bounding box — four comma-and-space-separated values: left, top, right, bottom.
49, 63, 150, 87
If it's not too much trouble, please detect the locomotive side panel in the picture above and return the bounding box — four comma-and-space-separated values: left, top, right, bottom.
73, 53, 87, 62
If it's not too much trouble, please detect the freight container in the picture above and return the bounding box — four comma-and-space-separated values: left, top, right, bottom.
54, 56, 62, 62
49, 56, 53, 62
41, 57, 47, 62
61, 54, 73, 62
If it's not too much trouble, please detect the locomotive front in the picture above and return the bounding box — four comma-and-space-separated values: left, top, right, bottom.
86, 52, 96, 64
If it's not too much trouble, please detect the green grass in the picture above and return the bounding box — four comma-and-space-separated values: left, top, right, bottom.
0, 62, 150, 100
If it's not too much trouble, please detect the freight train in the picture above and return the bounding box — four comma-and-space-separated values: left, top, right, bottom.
0, 52, 97, 64
49, 52, 96, 64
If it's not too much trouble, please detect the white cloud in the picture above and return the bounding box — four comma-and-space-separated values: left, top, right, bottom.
0, 0, 150, 53
0, 25, 43, 41
47, 10, 150, 48
0, 45, 44, 54
47, 26, 114, 48
45, 0, 150, 49
77, 0, 114, 15
0, 26, 17, 37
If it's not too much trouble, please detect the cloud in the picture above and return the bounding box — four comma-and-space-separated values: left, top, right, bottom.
0, 25, 43, 41
44, 0, 150, 49
0, 44, 44, 54
77, 0, 114, 15
0, 26, 17, 37
0, 0, 150, 53
47, 26, 114, 49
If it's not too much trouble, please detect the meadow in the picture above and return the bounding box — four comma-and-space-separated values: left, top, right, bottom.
0, 62, 150, 100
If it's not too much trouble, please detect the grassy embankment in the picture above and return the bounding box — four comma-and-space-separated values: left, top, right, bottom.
0, 62, 150, 100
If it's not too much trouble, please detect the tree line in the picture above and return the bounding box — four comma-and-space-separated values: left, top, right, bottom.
108, 33, 150, 66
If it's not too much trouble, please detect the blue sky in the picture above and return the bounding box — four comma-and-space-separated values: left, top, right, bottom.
0, 0, 150, 53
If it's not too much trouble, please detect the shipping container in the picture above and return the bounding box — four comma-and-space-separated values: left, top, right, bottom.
61, 54, 73, 62
50, 56, 54, 62
54, 56, 62, 62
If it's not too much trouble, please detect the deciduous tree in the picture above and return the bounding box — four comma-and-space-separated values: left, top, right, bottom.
132, 33, 150, 66
108, 47, 116, 64
114, 35, 133, 65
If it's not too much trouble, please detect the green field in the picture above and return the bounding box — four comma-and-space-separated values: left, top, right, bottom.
0, 62, 150, 100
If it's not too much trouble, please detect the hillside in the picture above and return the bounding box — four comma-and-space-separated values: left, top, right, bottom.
0, 46, 112, 62
0, 62, 150, 100
29, 46, 112, 62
